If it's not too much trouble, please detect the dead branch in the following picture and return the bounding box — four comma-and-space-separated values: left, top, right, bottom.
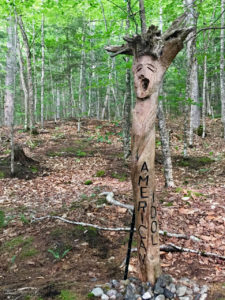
31, 215, 200, 242
99, 192, 133, 211
120, 244, 225, 266
31, 215, 131, 231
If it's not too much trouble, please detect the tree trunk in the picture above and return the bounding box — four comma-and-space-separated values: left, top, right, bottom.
40, 12, 45, 128
17, 36, 29, 131
220, 0, 225, 138
4, 14, 17, 175
157, 3, 174, 187
202, 54, 207, 138
106, 14, 193, 283
123, 0, 132, 159
32, 21, 38, 123
18, 15, 35, 133
139, 0, 147, 34
185, 0, 200, 146
157, 100, 175, 187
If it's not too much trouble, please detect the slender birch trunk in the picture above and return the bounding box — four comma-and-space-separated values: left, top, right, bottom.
202, 54, 207, 138
18, 15, 35, 133
185, 0, 200, 146
220, 0, 225, 138
40, 12, 45, 128
122, 0, 132, 159
157, 3, 174, 187
32, 22, 38, 123
56, 88, 60, 120
157, 100, 175, 187
4, 14, 17, 175
17, 36, 29, 131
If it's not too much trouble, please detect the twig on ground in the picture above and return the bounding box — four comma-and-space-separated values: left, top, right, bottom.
32, 215, 200, 242
99, 192, 133, 211
120, 244, 225, 267
99, 192, 200, 242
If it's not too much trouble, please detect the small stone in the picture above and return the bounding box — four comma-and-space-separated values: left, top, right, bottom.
125, 283, 137, 300
179, 297, 192, 300
199, 294, 207, 300
200, 285, 208, 294
193, 294, 201, 300
142, 291, 152, 299
177, 286, 187, 297
186, 288, 193, 295
101, 294, 109, 300
136, 296, 142, 300
109, 295, 116, 300
106, 289, 117, 297
168, 283, 176, 294
121, 279, 130, 286
92, 287, 104, 297
115, 293, 123, 300
157, 274, 173, 288
111, 279, 120, 288
155, 295, 165, 300
154, 285, 164, 295
164, 288, 174, 299
193, 285, 200, 293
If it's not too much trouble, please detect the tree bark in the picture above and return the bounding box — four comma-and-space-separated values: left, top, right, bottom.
123, 0, 132, 159
17, 36, 29, 131
40, 12, 45, 128
106, 14, 193, 284
157, 100, 175, 187
32, 21, 38, 123
139, 0, 147, 34
18, 15, 35, 133
185, 0, 200, 146
220, 0, 225, 138
4, 15, 17, 175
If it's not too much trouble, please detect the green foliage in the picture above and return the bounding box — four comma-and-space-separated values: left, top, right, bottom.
58, 290, 77, 300
87, 293, 95, 299
76, 150, 87, 157
0, 210, 13, 228
84, 180, 93, 185
111, 172, 127, 182
20, 214, 30, 224
48, 248, 71, 260
0, 171, 5, 179
95, 170, 105, 177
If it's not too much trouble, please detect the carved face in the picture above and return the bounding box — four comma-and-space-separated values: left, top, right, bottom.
133, 56, 157, 99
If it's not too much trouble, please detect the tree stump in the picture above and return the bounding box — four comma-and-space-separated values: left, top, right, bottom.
106, 13, 193, 284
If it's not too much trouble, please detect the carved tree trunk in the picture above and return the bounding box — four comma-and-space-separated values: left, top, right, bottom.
106, 13, 193, 284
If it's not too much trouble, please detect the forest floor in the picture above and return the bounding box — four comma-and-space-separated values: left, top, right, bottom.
0, 117, 225, 300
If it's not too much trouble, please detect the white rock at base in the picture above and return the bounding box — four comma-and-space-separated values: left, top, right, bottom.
179, 296, 193, 300
155, 295, 165, 300
142, 291, 152, 299
101, 294, 109, 300
200, 285, 208, 294
92, 287, 104, 297
177, 286, 187, 297
199, 294, 208, 300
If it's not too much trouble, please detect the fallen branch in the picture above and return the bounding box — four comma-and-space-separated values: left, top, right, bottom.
31, 215, 200, 242
165, 243, 225, 260
120, 244, 225, 267
99, 192, 133, 211
31, 215, 131, 232
99, 192, 200, 242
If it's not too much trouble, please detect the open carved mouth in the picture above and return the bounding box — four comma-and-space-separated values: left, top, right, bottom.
142, 78, 149, 91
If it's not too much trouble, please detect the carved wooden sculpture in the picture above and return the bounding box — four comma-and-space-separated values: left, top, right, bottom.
106, 13, 193, 284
